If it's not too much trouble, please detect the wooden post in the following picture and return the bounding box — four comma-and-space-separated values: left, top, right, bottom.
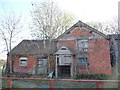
55, 56, 58, 78
97, 82, 102, 90
71, 56, 74, 77
7, 79, 12, 88
50, 79, 54, 90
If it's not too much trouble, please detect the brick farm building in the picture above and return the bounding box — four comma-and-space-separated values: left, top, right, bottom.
7, 21, 112, 78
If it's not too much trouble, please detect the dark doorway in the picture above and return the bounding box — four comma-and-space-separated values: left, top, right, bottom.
58, 65, 70, 78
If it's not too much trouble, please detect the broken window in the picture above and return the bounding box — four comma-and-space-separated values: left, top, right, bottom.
64, 55, 71, 64
78, 40, 88, 65
19, 57, 27, 66
61, 48, 66, 50
78, 40, 88, 52
78, 55, 88, 64
37, 56, 48, 74
58, 55, 72, 65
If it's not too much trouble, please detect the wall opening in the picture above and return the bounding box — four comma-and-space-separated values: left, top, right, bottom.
58, 65, 70, 78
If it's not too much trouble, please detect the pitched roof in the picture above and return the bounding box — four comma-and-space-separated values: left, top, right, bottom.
57, 20, 108, 39
9, 21, 109, 56
9, 40, 57, 56
55, 46, 73, 55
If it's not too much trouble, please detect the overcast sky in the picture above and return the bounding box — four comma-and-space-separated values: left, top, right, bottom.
0, 0, 119, 59
0, 0, 119, 21
57, 0, 118, 22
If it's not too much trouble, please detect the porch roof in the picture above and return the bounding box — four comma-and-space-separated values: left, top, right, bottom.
55, 46, 73, 55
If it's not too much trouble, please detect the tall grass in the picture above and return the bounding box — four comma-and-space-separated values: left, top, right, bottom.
102, 65, 118, 88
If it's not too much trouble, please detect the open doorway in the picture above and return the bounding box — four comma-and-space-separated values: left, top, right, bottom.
55, 46, 74, 78
58, 65, 70, 78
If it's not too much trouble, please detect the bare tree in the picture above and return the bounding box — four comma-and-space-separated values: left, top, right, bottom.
0, 12, 23, 73
108, 17, 118, 34
86, 17, 118, 34
86, 22, 110, 34
31, 0, 75, 39
87, 18, 119, 87
30, 0, 75, 73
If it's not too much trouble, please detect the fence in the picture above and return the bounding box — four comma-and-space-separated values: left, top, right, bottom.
0, 77, 120, 89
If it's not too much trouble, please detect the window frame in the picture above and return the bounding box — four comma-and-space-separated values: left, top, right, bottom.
78, 40, 88, 52
78, 55, 88, 65
19, 57, 27, 66
37, 57, 48, 67
37, 56, 48, 74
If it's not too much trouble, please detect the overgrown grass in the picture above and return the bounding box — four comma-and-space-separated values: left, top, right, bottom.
102, 65, 119, 88
1, 65, 119, 88
12, 80, 50, 88
0, 70, 2, 75
0, 63, 6, 75
54, 80, 96, 88
74, 73, 109, 80
1, 79, 7, 88
1, 79, 97, 88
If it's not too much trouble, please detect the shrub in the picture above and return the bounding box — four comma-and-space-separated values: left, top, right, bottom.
75, 73, 109, 80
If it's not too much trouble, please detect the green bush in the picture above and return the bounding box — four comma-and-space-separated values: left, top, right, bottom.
75, 73, 109, 80
1, 63, 6, 74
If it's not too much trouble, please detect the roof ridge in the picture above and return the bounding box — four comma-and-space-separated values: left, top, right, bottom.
57, 20, 108, 39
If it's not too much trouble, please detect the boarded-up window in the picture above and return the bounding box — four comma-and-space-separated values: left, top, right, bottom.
59, 55, 72, 65
37, 56, 47, 74
64, 56, 71, 64
19, 57, 27, 66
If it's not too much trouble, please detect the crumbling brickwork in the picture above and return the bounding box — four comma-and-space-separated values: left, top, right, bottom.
13, 56, 37, 74
7, 21, 112, 76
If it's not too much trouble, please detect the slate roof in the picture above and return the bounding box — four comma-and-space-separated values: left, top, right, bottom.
9, 40, 57, 55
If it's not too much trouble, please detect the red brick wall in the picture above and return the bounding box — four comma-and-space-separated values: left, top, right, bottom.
8, 27, 112, 75
58, 27, 112, 75
13, 55, 37, 74
7, 55, 54, 74
88, 38, 112, 75
77, 38, 112, 75
58, 40, 77, 53
62, 27, 93, 38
